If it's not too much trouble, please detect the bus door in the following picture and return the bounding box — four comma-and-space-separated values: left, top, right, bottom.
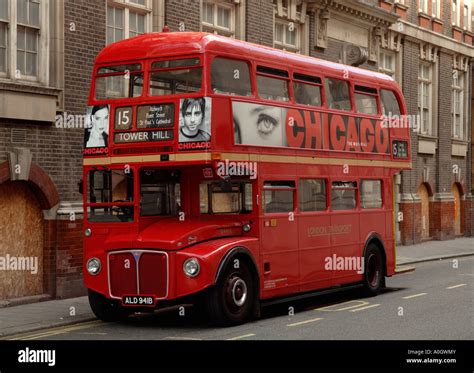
297, 178, 333, 292
260, 180, 299, 296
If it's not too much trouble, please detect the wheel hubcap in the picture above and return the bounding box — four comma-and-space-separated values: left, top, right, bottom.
226, 276, 248, 308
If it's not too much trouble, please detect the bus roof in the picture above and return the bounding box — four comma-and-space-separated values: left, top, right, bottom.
96, 32, 396, 87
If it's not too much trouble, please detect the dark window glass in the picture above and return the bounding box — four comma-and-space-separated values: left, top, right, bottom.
360, 180, 382, 209
355, 93, 378, 114
149, 68, 202, 96
87, 169, 134, 222
326, 78, 351, 111
381, 89, 401, 116
200, 182, 253, 214
140, 169, 181, 216
257, 75, 289, 101
331, 181, 357, 210
211, 57, 252, 96
263, 181, 295, 213
294, 82, 322, 106
299, 179, 326, 212
151, 58, 200, 69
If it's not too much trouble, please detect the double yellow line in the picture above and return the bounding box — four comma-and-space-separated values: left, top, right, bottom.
4, 320, 103, 341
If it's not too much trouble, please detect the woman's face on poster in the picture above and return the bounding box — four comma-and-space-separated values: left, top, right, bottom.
92, 107, 109, 134
234, 104, 285, 147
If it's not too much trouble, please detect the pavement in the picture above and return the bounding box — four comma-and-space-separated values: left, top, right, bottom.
0, 237, 472, 338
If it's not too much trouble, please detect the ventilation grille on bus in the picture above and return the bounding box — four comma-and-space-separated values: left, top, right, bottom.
113, 146, 173, 155
11, 129, 27, 143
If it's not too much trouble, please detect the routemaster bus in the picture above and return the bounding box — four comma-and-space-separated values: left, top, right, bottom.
82, 32, 412, 325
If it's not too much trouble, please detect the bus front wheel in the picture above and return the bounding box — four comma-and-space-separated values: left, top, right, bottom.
88, 289, 129, 322
361, 244, 384, 297
207, 261, 255, 326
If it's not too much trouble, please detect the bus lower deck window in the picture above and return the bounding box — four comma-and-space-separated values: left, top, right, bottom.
299, 179, 326, 212
263, 181, 295, 213
360, 180, 382, 209
331, 181, 357, 211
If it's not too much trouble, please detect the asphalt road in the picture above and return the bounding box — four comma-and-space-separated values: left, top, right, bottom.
7, 257, 474, 341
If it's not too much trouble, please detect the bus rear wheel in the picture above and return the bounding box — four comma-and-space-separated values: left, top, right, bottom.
361, 244, 384, 297
207, 261, 255, 326
88, 289, 130, 322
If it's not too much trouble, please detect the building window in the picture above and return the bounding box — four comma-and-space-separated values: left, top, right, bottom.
452, 0, 460, 27
107, 0, 151, 44
432, 0, 440, 18
452, 70, 465, 139
0, 0, 8, 74
379, 50, 395, 78
463, 3, 471, 31
419, 0, 428, 13
17, 0, 40, 77
273, 0, 308, 54
418, 63, 433, 135
274, 18, 300, 52
0, 0, 48, 81
201, 0, 234, 37
129, 11, 145, 37
107, 7, 124, 44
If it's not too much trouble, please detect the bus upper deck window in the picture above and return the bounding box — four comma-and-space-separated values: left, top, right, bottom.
211, 57, 252, 96
355, 85, 378, 115
256, 66, 289, 102
381, 89, 401, 116
95, 64, 143, 100
149, 58, 202, 96
325, 78, 351, 111
293, 73, 322, 107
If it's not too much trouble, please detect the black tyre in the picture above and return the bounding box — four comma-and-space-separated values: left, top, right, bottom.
88, 289, 130, 322
361, 244, 384, 297
207, 260, 255, 326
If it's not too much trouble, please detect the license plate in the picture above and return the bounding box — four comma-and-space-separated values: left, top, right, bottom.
122, 295, 156, 307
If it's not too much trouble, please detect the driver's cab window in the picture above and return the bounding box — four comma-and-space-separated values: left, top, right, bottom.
140, 169, 181, 216
200, 181, 253, 214
88, 169, 133, 203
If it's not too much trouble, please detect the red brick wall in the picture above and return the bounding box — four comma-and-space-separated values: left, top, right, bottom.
55, 218, 85, 298
430, 201, 455, 240
399, 201, 422, 245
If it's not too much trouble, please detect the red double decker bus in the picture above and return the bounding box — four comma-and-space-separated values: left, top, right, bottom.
83, 32, 412, 325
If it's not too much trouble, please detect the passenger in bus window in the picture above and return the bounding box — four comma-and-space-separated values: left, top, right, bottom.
85, 105, 109, 148
233, 102, 287, 147
179, 98, 211, 142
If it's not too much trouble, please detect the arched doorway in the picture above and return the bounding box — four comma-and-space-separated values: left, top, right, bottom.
452, 183, 462, 236
418, 183, 430, 240
0, 181, 44, 299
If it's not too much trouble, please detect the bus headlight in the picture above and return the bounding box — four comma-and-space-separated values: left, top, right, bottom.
87, 258, 101, 275
183, 258, 200, 278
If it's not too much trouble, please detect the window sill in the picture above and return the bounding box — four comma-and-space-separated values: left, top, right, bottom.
417, 135, 437, 155
0, 81, 62, 98
451, 140, 468, 157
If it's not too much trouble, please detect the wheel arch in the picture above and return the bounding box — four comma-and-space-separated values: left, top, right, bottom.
362, 232, 387, 276
214, 245, 261, 317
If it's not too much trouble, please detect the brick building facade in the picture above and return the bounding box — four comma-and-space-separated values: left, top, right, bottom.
0, 0, 472, 302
